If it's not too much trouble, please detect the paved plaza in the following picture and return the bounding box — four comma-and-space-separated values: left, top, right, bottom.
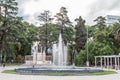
0, 66, 120, 80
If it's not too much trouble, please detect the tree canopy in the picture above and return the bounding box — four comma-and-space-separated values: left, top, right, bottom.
0, 1, 119, 66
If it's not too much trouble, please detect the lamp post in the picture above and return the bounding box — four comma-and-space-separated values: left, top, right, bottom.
86, 26, 89, 67
72, 44, 76, 67
0, 54, 1, 64
71, 35, 76, 67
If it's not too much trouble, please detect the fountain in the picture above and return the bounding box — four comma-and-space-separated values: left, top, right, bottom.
15, 34, 102, 73
53, 33, 68, 66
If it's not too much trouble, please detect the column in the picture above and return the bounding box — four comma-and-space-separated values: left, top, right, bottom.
110, 57, 112, 69
0, 53, 2, 64
118, 56, 120, 70
101, 57, 103, 68
95, 57, 97, 67
115, 57, 117, 70
107, 57, 109, 69
104, 57, 106, 68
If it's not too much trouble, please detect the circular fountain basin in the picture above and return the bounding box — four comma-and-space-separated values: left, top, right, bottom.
15, 66, 102, 73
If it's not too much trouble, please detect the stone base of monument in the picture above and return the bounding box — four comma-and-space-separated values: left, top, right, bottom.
25, 60, 52, 65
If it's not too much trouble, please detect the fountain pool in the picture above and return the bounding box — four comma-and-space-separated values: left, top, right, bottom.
15, 66, 102, 73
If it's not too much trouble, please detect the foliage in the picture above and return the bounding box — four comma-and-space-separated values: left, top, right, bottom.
37, 10, 53, 54
74, 16, 87, 54
0, 0, 37, 62
75, 17, 120, 66
0, 0, 22, 62
37, 24, 74, 48
94, 16, 106, 30
55, 7, 72, 44
0, 1, 119, 66
75, 50, 86, 66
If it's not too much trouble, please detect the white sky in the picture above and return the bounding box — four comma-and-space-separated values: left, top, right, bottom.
17, 0, 120, 26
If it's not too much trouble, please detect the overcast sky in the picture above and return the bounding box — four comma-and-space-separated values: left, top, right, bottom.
17, 0, 120, 26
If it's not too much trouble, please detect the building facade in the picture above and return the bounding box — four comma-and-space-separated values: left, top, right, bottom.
105, 15, 120, 24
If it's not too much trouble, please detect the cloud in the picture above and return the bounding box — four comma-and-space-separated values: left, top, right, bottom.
89, 0, 120, 15
17, 0, 27, 16
86, 0, 120, 25
17, 0, 95, 25
17, 0, 120, 25
17, 0, 39, 25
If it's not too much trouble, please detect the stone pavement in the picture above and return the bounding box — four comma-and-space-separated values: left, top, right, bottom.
0, 66, 120, 80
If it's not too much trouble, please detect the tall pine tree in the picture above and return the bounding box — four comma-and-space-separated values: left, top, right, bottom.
0, 0, 23, 62
75, 16, 87, 53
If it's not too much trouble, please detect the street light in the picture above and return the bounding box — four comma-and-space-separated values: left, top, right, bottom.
86, 26, 89, 67
72, 42, 76, 67
0, 53, 2, 64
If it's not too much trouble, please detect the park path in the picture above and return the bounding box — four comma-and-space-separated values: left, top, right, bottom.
0, 66, 120, 80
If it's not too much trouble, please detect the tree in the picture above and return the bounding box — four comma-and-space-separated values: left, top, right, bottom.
0, 0, 21, 62
87, 25, 98, 38
74, 16, 87, 54
37, 23, 74, 50
111, 22, 120, 54
75, 21, 120, 66
94, 16, 106, 30
115, 29, 120, 41
55, 7, 72, 44
113, 24, 120, 42
0, 0, 36, 62
75, 41, 113, 66
38, 10, 53, 54
17, 22, 37, 56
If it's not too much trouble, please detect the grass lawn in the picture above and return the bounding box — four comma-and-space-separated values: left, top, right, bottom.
2, 69, 117, 76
